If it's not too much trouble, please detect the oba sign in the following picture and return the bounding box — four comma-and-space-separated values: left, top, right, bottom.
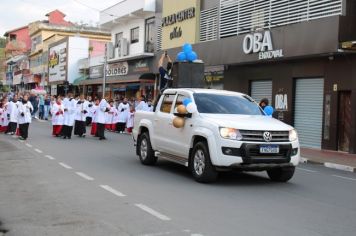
242, 31, 283, 60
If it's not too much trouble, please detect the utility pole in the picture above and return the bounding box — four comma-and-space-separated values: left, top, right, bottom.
102, 43, 107, 99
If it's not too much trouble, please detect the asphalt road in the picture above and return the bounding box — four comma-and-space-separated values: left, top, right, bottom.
1, 120, 356, 236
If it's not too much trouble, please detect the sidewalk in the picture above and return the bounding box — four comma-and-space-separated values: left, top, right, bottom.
301, 148, 356, 172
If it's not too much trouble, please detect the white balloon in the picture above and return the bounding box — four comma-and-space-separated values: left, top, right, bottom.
186, 103, 197, 113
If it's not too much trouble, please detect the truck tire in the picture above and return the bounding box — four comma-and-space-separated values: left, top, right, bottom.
267, 166, 295, 182
190, 141, 218, 183
138, 132, 157, 165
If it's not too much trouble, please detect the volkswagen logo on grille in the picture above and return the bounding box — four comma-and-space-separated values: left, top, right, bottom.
263, 132, 272, 142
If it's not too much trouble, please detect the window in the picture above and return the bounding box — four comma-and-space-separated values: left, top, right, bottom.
115, 32, 123, 48
130, 27, 139, 44
10, 34, 17, 41
174, 94, 189, 110
193, 93, 264, 115
160, 94, 175, 113
145, 18, 155, 52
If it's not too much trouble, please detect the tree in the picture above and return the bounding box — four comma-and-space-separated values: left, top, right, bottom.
0, 37, 6, 48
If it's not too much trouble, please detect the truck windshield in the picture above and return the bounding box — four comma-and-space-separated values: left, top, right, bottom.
193, 93, 264, 115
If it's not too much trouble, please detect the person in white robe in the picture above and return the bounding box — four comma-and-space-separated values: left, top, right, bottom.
74, 95, 89, 137
17, 94, 34, 140
6, 95, 19, 135
117, 98, 130, 133
62, 93, 77, 139
96, 98, 110, 140
51, 96, 64, 137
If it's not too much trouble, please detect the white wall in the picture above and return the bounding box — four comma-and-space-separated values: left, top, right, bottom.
89, 55, 104, 67
67, 37, 89, 84
111, 18, 148, 55
100, 0, 155, 25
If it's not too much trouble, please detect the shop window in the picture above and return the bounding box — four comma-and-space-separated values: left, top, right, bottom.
160, 94, 175, 113
130, 27, 139, 44
115, 32, 123, 48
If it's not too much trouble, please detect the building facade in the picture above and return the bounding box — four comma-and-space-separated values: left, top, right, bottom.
160, 0, 356, 154
98, 0, 159, 99
29, 10, 111, 92
3, 26, 31, 92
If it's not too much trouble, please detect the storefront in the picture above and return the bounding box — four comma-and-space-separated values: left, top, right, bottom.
159, 0, 356, 154
105, 58, 156, 100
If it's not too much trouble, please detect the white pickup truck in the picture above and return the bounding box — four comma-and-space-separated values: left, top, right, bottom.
133, 88, 300, 183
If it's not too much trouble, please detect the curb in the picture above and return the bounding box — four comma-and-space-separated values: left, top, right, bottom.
300, 157, 356, 173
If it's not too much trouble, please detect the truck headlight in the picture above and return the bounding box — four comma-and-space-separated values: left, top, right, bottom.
219, 127, 243, 141
289, 129, 298, 142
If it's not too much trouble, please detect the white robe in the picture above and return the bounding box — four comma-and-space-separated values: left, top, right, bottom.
63, 98, 77, 126
126, 111, 134, 128
135, 101, 148, 111
105, 106, 114, 124
1, 103, 9, 126
18, 102, 33, 124
51, 103, 64, 125
92, 105, 99, 123
112, 107, 120, 124
0, 108, 4, 126
75, 100, 89, 122
97, 99, 109, 124
7, 101, 19, 123
118, 103, 130, 123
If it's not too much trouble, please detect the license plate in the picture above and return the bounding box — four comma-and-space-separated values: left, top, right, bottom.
260, 145, 279, 154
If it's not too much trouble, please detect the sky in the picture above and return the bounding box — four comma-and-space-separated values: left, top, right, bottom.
0, 0, 121, 36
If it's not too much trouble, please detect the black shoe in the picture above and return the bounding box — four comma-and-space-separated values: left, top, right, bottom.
99, 137, 106, 140
63, 136, 67, 139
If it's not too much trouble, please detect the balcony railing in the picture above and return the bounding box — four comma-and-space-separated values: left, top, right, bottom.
219, 0, 343, 38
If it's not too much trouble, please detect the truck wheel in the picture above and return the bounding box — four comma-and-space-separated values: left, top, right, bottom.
267, 166, 295, 182
190, 141, 218, 183
138, 132, 157, 165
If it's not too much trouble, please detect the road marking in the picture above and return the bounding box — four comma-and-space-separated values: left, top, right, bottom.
76, 172, 94, 181
297, 167, 317, 173
324, 162, 355, 172
34, 148, 43, 153
45, 155, 55, 160
332, 175, 356, 181
59, 162, 73, 169
100, 185, 126, 197
134, 204, 171, 221
25, 143, 32, 148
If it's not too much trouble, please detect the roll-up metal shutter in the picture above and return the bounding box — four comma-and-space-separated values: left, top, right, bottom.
294, 78, 324, 149
251, 80, 273, 104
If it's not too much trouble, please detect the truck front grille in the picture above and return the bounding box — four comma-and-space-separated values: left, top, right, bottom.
239, 130, 289, 142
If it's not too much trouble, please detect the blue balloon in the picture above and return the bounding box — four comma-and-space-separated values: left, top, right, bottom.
183, 43, 193, 54
264, 106, 274, 116
186, 51, 198, 62
176, 51, 186, 62
183, 98, 192, 107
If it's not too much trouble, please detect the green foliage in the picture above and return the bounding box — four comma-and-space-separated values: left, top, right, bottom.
0, 37, 6, 48
1, 84, 10, 93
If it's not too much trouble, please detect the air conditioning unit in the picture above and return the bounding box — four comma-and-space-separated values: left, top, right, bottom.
116, 38, 129, 58
107, 42, 114, 59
